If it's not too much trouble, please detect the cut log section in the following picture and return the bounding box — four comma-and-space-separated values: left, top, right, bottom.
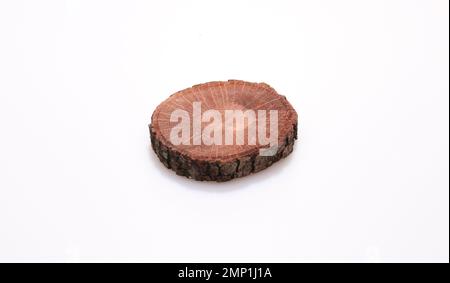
149, 80, 298, 182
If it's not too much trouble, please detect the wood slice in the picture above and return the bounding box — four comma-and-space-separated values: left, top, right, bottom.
149, 80, 298, 182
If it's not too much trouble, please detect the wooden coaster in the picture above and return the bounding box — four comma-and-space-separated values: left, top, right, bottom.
149, 80, 298, 182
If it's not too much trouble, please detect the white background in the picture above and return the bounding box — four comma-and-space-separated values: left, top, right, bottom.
0, 0, 448, 263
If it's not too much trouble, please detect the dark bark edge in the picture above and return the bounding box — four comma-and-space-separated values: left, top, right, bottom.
149, 123, 298, 182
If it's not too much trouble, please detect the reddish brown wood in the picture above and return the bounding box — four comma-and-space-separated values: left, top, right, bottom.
149, 80, 298, 182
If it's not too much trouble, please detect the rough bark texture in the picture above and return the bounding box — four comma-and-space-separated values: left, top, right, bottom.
149, 80, 298, 182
